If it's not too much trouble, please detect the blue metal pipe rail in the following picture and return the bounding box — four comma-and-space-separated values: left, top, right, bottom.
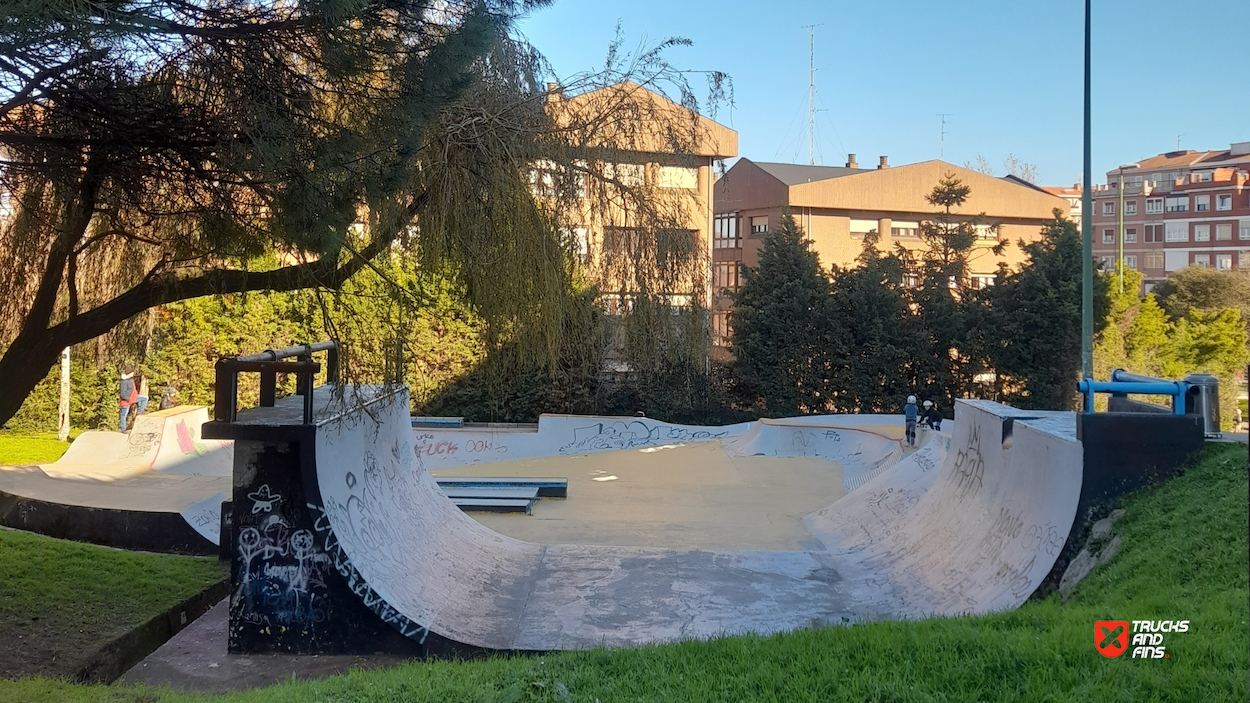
1078, 368, 1190, 415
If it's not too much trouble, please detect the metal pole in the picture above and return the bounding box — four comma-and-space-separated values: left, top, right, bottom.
1081, 0, 1094, 381
1117, 167, 1124, 293
57, 347, 70, 442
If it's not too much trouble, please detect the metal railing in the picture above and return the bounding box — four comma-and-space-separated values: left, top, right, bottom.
213, 341, 340, 424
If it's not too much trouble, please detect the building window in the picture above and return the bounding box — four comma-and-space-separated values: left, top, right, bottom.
712, 311, 732, 347
1216, 254, 1232, 271
1241, 251, 1250, 269
890, 221, 919, 237
713, 213, 740, 249
1196, 171, 1213, 182
1099, 255, 1115, 269
713, 262, 740, 292
1217, 194, 1233, 211
969, 275, 995, 290
1144, 251, 1165, 269
1124, 228, 1137, 243
600, 293, 636, 315
1241, 222, 1250, 240
1102, 229, 1114, 244
1145, 198, 1164, 214
1102, 201, 1115, 216
1165, 196, 1189, 212
1216, 223, 1232, 241
1193, 253, 1210, 268
604, 162, 644, 187
1194, 224, 1210, 242
1165, 222, 1188, 242
1125, 254, 1137, 270
849, 219, 877, 235
1195, 194, 1210, 212
605, 227, 642, 253
750, 216, 768, 234
974, 224, 999, 240
1144, 223, 1164, 243
1124, 200, 1137, 215
658, 166, 698, 189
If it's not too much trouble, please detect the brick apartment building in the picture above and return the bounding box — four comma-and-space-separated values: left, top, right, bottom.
710, 157, 1069, 347
1090, 142, 1250, 291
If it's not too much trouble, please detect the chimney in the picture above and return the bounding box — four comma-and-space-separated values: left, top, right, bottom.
878, 156, 889, 170
846, 154, 858, 169
545, 82, 564, 105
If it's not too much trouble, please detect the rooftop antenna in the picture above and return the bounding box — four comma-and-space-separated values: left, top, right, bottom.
938, 113, 952, 158
803, 24, 823, 165
1176, 134, 1184, 150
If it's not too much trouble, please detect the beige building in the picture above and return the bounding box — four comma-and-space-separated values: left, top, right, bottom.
711, 157, 1070, 346
549, 82, 737, 312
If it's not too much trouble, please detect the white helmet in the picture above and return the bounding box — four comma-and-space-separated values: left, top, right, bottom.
907, 395, 916, 404
923, 400, 932, 408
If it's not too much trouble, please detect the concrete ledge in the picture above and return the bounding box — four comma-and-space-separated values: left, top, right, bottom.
74, 578, 230, 684
0, 488, 218, 556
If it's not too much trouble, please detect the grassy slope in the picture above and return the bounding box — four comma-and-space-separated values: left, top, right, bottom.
2, 444, 1246, 702
0, 433, 71, 464
0, 528, 227, 680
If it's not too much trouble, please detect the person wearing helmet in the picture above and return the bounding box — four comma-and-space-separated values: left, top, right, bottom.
903, 395, 919, 446
922, 399, 942, 431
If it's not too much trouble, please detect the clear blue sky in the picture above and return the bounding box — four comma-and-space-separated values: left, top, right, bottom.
517, 0, 1249, 187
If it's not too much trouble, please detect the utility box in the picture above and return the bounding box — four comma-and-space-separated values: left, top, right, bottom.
1184, 373, 1221, 438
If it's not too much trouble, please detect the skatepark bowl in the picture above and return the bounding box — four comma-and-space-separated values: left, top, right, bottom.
206, 383, 1082, 656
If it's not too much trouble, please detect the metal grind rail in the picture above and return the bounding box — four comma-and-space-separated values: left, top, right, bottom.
213, 341, 340, 424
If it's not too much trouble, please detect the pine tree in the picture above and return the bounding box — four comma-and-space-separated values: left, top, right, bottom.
829, 232, 912, 413
731, 210, 838, 416
983, 214, 1103, 410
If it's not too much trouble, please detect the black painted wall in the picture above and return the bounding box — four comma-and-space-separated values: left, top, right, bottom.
227, 436, 423, 656
1039, 412, 1204, 591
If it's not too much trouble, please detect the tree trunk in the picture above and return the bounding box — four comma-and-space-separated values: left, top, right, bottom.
0, 327, 71, 430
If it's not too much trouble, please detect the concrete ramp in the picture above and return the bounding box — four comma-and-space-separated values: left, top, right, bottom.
807, 402, 1081, 617
0, 405, 230, 553
256, 386, 1081, 654
37, 405, 232, 480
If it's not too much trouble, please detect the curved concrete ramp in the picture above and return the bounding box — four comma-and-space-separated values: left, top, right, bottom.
807, 401, 1081, 617
302, 388, 1079, 652
37, 406, 232, 480
0, 405, 230, 552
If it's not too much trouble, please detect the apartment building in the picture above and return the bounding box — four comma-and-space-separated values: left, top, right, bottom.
1041, 183, 1083, 225
549, 81, 738, 312
710, 157, 1068, 346
1090, 142, 1250, 290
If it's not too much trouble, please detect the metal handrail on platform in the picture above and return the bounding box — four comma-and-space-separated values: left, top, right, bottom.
1077, 368, 1190, 416
213, 341, 340, 424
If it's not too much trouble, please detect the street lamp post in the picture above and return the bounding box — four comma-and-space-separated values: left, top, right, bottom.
1081, 0, 1093, 381
1117, 163, 1140, 294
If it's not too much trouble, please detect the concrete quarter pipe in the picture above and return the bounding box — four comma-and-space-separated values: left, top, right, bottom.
220, 385, 1081, 655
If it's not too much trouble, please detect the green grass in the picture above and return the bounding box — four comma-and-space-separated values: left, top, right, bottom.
2, 444, 1246, 701
0, 527, 227, 680
0, 432, 72, 464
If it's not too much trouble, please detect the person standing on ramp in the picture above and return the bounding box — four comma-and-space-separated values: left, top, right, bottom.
904, 395, 919, 447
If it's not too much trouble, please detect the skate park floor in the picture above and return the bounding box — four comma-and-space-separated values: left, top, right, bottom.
119, 599, 409, 693
431, 440, 848, 551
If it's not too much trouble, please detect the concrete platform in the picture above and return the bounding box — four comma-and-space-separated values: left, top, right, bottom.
119, 600, 409, 693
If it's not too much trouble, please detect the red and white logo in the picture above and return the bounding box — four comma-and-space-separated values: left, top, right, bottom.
1094, 620, 1129, 658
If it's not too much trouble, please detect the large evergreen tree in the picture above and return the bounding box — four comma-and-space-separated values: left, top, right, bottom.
828, 231, 912, 413
903, 174, 1005, 406
730, 210, 838, 416
983, 213, 1103, 410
